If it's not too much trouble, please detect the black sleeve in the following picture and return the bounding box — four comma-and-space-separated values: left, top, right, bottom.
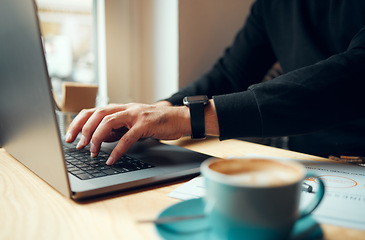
165, 0, 276, 105
214, 26, 365, 140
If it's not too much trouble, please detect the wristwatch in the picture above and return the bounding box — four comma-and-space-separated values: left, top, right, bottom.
183, 95, 209, 139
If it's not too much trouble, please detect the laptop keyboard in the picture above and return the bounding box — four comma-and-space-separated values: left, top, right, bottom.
63, 143, 155, 180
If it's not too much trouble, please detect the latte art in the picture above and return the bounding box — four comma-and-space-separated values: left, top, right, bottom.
208, 158, 303, 187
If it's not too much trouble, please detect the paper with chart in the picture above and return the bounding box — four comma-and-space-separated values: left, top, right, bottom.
168, 158, 365, 230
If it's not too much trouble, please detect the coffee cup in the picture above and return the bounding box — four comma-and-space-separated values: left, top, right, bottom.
200, 157, 325, 240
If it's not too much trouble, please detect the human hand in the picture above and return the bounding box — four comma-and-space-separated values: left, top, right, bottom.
65, 103, 190, 165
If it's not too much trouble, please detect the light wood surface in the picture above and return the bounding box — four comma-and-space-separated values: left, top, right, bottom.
1, 137, 364, 240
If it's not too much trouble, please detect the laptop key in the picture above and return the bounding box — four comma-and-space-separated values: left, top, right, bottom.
91, 172, 107, 178
80, 166, 94, 171
113, 162, 138, 171
95, 166, 109, 171
70, 169, 86, 175
77, 173, 94, 180
102, 169, 120, 175
85, 169, 101, 174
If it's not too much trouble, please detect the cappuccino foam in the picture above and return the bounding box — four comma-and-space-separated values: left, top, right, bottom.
208, 158, 303, 187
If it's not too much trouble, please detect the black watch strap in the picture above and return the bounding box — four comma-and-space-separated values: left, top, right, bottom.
189, 102, 206, 139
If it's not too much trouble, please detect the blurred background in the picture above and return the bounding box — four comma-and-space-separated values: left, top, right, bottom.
36, 0, 95, 103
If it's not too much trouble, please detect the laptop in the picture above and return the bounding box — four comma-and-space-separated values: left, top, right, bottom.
0, 0, 211, 200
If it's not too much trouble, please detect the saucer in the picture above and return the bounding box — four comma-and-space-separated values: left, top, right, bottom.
155, 198, 323, 240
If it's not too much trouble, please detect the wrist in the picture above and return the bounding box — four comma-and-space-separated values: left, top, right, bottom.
204, 99, 219, 137
174, 106, 192, 137
182, 96, 219, 139
183, 95, 209, 139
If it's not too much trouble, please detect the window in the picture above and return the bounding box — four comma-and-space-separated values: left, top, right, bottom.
36, 0, 95, 100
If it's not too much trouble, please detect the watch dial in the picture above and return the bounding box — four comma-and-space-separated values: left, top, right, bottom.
186, 95, 208, 102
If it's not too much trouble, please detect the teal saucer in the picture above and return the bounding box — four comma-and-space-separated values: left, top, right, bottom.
155, 198, 323, 240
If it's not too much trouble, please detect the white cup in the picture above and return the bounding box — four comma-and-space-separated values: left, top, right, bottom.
200, 157, 325, 240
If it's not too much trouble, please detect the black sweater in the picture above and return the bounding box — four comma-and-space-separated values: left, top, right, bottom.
165, 0, 365, 157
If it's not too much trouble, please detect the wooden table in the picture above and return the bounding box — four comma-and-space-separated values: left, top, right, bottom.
1, 137, 364, 239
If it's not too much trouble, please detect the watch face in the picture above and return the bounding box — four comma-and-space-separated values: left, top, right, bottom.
184, 95, 208, 103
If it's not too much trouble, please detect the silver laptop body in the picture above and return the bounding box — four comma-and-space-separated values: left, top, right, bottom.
0, 0, 210, 200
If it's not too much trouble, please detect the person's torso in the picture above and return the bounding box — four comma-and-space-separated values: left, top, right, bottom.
261, 0, 365, 72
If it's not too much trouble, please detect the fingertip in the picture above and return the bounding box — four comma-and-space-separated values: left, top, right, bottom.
76, 135, 88, 149
65, 132, 72, 143
106, 157, 114, 165
90, 142, 99, 156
